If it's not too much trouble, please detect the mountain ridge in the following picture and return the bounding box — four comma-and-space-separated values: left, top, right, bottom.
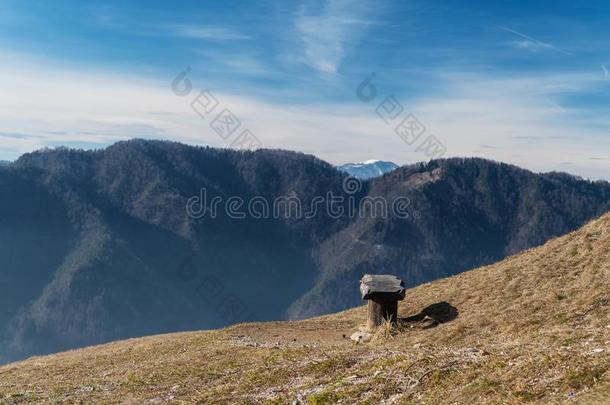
289, 156, 610, 318
2, 139, 610, 363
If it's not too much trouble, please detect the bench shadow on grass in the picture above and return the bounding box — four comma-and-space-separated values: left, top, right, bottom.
399, 301, 459, 329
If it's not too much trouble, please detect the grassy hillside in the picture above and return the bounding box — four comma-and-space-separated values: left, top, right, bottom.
2, 212, 610, 404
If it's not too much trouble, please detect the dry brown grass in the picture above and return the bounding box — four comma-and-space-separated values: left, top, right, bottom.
2, 213, 610, 404
371, 319, 401, 343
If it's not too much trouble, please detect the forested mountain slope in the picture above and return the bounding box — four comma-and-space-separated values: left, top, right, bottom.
2, 139, 610, 362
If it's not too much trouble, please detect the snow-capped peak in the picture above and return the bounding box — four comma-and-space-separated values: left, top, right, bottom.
336, 160, 399, 179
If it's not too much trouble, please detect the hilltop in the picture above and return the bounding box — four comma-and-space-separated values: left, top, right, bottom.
1, 212, 609, 404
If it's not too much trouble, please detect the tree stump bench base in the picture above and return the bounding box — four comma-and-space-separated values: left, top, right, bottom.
360, 274, 406, 331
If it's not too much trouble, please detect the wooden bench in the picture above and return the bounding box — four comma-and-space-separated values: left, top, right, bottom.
360, 274, 406, 330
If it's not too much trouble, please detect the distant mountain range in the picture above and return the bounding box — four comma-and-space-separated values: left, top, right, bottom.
337, 160, 398, 179
0, 161, 10, 167
2, 139, 610, 363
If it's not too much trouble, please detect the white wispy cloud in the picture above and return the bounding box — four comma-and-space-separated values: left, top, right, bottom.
1, 49, 609, 180
404, 70, 610, 178
294, 0, 374, 74
168, 25, 250, 41
86, 5, 250, 41
195, 50, 276, 77
498, 25, 571, 55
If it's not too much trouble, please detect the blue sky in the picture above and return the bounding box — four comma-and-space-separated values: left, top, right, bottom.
1, 0, 609, 178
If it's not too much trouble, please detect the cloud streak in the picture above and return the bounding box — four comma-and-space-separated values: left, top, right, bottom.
498, 25, 571, 56
294, 0, 374, 74
168, 25, 250, 41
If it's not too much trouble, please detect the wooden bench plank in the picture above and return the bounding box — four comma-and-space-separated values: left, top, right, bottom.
359, 274, 406, 302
